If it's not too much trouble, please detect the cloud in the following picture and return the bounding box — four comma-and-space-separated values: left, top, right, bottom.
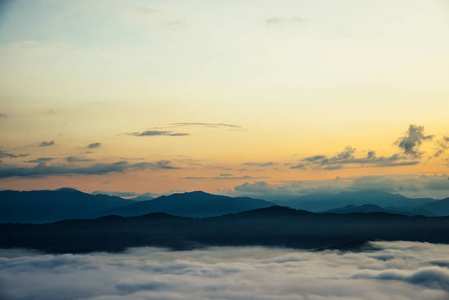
182, 175, 268, 180
353, 267, 449, 292
433, 136, 449, 158
350, 174, 449, 193
395, 124, 433, 158
297, 146, 419, 170
39, 141, 55, 147
231, 173, 449, 200
302, 155, 326, 162
289, 163, 307, 169
0, 241, 448, 300
171, 123, 240, 128
323, 165, 344, 170
87, 143, 101, 149
0, 113, 7, 118
66, 156, 95, 162
243, 162, 278, 167
126, 130, 189, 137
25, 157, 55, 164
0, 160, 180, 178
0, 150, 18, 159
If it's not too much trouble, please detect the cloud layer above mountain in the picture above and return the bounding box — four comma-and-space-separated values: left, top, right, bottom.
1, 241, 448, 300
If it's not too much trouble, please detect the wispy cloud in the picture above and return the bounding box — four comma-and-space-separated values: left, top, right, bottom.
25, 157, 55, 164
0, 113, 7, 118
182, 175, 268, 180
0, 160, 180, 178
126, 130, 189, 137
39, 141, 55, 147
87, 142, 101, 149
242, 162, 277, 167
66, 156, 95, 163
0, 150, 28, 159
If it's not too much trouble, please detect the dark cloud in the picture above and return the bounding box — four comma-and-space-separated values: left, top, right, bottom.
323, 165, 344, 170
87, 143, 101, 149
126, 130, 189, 137
243, 162, 278, 167
0, 113, 7, 118
66, 156, 95, 162
290, 163, 307, 169
297, 147, 419, 170
0, 150, 18, 159
182, 175, 268, 180
395, 124, 433, 158
433, 136, 449, 158
39, 140, 55, 147
1, 242, 447, 300
25, 157, 55, 164
0, 160, 179, 178
171, 123, 240, 128
302, 155, 326, 162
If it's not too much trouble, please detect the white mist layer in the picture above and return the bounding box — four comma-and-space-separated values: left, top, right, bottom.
1, 241, 449, 300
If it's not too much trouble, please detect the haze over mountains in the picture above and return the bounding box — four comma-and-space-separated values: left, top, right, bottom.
1, 188, 449, 224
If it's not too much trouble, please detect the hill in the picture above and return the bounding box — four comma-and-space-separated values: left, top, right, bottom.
95, 191, 276, 218
276, 190, 435, 212
2, 206, 449, 254
0, 188, 133, 223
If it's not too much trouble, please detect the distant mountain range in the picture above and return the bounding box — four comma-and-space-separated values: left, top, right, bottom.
94, 191, 275, 218
0, 188, 133, 223
2, 206, 449, 254
0, 189, 274, 223
274, 190, 436, 212
1, 188, 449, 223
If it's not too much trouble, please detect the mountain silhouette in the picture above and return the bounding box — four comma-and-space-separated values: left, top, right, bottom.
421, 197, 449, 216
0, 188, 133, 223
276, 190, 435, 212
324, 204, 413, 215
94, 191, 276, 218
2, 206, 449, 254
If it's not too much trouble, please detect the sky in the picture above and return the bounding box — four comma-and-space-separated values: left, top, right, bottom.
1, 242, 449, 299
1, 0, 449, 198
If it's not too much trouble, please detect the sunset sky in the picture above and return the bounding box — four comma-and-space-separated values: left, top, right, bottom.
1, 0, 449, 198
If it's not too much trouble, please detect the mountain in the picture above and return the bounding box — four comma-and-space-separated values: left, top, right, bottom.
2, 206, 449, 254
275, 190, 435, 212
0, 188, 133, 223
94, 191, 276, 218
421, 197, 449, 216
324, 204, 412, 215
129, 194, 155, 201
326, 204, 436, 217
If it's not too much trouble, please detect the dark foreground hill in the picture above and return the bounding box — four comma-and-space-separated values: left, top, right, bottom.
0, 188, 133, 223
95, 191, 275, 218
1, 206, 449, 254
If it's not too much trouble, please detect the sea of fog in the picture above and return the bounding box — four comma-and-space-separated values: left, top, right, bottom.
1, 241, 449, 300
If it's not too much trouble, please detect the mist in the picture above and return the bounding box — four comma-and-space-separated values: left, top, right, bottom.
0, 241, 448, 299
